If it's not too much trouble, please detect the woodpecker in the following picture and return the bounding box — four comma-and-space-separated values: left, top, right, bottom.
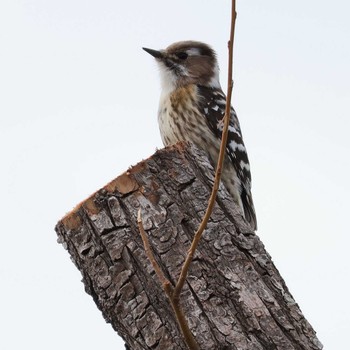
143, 41, 257, 230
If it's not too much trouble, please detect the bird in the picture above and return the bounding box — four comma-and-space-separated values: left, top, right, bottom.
143, 41, 257, 231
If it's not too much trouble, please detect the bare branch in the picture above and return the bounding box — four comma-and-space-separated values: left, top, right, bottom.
173, 0, 237, 299
137, 1, 237, 348
137, 209, 199, 350
138, 1, 237, 347
137, 209, 170, 288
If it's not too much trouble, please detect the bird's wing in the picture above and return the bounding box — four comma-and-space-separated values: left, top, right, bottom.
197, 85, 257, 230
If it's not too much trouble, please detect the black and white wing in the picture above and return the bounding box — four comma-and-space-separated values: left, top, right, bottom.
197, 85, 257, 230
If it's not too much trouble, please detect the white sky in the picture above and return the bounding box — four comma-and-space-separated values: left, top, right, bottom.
1, 1, 349, 349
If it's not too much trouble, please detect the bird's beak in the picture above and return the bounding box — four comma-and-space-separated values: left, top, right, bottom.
142, 47, 163, 59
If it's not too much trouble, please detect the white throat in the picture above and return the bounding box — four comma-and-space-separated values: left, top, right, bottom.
158, 64, 177, 97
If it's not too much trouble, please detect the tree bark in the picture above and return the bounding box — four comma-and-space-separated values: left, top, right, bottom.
55, 142, 323, 350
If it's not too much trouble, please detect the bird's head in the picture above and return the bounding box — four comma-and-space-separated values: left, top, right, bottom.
143, 41, 221, 94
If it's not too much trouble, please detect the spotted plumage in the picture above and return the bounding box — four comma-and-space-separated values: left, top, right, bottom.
143, 41, 257, 230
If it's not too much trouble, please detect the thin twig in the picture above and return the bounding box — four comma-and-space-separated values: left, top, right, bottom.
137, 2, 237, 348
137, 209, 170, 287
168, 297, 200, 350
173, 0, 237, 300
137, 209, 199, 350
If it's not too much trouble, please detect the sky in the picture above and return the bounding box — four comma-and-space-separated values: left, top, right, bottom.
0, 0, 349, 349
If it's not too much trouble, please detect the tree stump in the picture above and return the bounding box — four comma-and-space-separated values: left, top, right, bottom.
55, 142, 323, 350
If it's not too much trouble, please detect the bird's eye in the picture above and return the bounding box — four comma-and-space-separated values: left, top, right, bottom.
176, 52, 188, 60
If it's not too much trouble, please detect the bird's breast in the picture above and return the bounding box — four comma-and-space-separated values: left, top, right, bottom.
158, 85, 220, 164
158, 85, 206, 147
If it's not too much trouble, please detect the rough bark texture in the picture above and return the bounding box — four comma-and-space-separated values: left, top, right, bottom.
55, 142, 323, 350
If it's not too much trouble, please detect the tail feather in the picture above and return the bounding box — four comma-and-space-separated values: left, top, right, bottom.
241, 189, 257, 231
